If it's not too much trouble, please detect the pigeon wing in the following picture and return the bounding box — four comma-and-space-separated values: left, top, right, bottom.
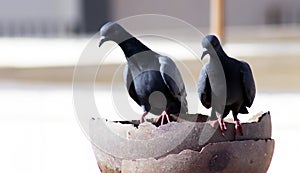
124, 64, 140, 105
158, 56, 188, 112
197, 64, 211, 108
240, 61, 256, 107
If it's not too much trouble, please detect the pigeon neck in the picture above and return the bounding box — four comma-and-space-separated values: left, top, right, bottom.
118, 37, 151, 58
210, 47, 227, 63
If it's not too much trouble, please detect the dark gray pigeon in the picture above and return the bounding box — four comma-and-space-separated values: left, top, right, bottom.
198, 35, 256, 135
98, 22, 188, 125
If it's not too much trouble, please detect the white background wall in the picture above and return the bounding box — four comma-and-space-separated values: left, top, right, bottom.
1, 0, 300, 36
0, 0, 82, 36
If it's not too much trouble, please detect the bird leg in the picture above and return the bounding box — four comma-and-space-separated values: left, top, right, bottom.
234, 119, 243, 136
218, 118, 227, 136
155, 110, 171, 126
140, 111, 148, 123
211, 111, 227, 135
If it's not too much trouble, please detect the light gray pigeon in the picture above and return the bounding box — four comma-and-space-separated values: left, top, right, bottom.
98, 22, 188, 125
198, 35, 256, 135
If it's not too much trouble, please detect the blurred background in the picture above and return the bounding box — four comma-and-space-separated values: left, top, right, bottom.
0, 0, 300, 172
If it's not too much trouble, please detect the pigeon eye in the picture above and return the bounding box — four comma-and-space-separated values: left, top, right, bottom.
212, 41, 217, 47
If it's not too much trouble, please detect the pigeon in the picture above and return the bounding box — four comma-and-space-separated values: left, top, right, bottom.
98, 22, 188, 125
198, 35, 256, 135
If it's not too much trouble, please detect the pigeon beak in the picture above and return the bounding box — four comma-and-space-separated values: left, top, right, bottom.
98, 36, 107, 47
201, 49, 209, 60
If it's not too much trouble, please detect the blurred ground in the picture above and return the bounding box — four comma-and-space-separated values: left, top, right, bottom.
0, 83, 299, 173
1, 55, 299, 90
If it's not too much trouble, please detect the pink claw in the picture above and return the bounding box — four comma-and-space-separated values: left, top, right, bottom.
218, 118, 227, 136
156, 110, 171, 125
140, 111, 148, 123
234, 120, 243, 136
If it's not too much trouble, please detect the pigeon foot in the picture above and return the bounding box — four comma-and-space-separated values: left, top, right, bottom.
234, 120, 243, 136
140, 111, 148, 123
218, 118, 227, 136
155, 110, 170, 125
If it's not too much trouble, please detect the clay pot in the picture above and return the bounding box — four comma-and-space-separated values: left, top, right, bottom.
90, 112, 274, 173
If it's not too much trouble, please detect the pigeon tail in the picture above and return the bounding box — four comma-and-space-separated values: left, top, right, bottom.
239, 106, 249, 114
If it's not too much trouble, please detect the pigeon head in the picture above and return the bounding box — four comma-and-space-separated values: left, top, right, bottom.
201, 35, 221, 60
98, 22, 131, 47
